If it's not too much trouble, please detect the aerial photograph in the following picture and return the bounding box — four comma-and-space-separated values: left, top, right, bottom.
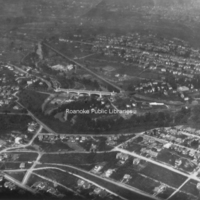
1, 0, 200, 200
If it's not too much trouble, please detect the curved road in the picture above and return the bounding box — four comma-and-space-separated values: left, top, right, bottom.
41, 163, 156, 200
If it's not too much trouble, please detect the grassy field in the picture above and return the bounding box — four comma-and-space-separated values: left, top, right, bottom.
39, 151, 189, 197
169, 191, 197, 200
35, 164, 153, 200
5, 171, 26, 182
7, 152, 38, 162
181, 180, 199, 197
141, 163, 187, 188
40, 152, 117, 166
1, 162, 21, 170
35, 169, 78, 189
0, 114, 32, 135
157, 149, 197, 174
110, 161, 161, 195
34, 139, 73, 152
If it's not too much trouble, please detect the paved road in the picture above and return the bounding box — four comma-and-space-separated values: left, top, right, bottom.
166, 178, 190, 200
144, 133, 200, 159
43, 150, 111, 154
32, 172, 84, 198
15, 96, 56, 134
6, 150, 38, 153
25, 109, 56, 134
0, 112, 28, 116
29, 125, 43, 145
0, 125, 43, 154
43, 42, 123, 93
4, 166, 65, 173
76, 53, 96, 60
22, 153, 43, 185
179, 130, 200, 140
43, 162, 157, 200
4, 174, 36, 194
8, 64, 52, 90
166, 169, 200, 200
112, 147, 200, 182
39, 132, 136, 136
113, 146, 200, 200
69, 171, 127, 200
13, 91, 56, 134
114, 132, 144, 149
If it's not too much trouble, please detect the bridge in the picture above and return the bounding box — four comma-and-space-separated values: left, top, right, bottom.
55, 88, 116, 97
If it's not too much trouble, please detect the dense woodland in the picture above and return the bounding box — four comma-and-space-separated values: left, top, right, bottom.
0, 115, 32, 133
16, 89, 199, 134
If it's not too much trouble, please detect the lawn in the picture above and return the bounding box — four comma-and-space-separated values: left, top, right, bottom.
140, 163, 187, 188
5, 171, 26, 182
40, 152, 117, 166
169, 191, 197, 200
35, 164, 153, 200
33, 138, 73, 152
7, 152, 38, 162
181, 180, 199, 197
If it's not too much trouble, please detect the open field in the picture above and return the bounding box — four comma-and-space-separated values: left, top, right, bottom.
141, 163, 187, 188
181, 180, 199, 197
40, 152, 117, 166
6, 152, 38, 162
35, 164, 153, 200
5, 171, 26, 182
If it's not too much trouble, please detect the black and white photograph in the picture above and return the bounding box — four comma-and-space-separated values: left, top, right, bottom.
0, 1, 200, 200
